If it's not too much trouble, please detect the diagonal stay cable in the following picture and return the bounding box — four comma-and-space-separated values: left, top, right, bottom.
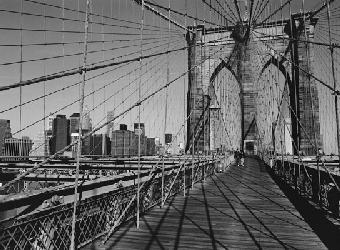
252, 0, 270, 24
23, 0, 182, 33
252, 29, 340, 49
0, 8, 183, 35
0, 34, 231, 193
254, 0, 292, 27
0, 38, 184, 114
0, 37, 180, 67
0, 36, 180, 47
233, 0, 244, 23
252, 33, 321, 154
251, 31, 337, 93
213, 0, 239, 25
10, 40, 183, 136
144, 0, 235, 27
132, 0, 191, 33
0, 46, 187, 92
201, 0, 238, 25
0, 31, 231, 92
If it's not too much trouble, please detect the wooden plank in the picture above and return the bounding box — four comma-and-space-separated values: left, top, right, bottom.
82, 158, 326, 249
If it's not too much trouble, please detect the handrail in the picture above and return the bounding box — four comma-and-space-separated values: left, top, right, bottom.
0, 157, 222, 250
266, 155, 340, 217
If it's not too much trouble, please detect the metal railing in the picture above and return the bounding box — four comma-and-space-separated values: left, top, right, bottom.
265, 156, 340, 218
0, 157, 219, 249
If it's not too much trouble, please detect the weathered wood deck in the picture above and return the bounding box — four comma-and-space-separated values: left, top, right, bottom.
83, 157, 326, 249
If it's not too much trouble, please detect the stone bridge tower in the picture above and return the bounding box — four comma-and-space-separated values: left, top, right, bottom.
186, 14, 321, 156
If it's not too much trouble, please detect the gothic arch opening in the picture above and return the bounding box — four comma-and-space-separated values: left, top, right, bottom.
256, 58, 293, 155
208, 59, 243, 152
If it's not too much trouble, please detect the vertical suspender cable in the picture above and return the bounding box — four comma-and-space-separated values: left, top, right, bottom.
284, 59, 295, 178
302, 0, 318, 155
77, 0, 80, 67
192, 0, 199, 189
209, 0, 212, 152
202, 3, 205, 156
164, 1, 171, 146
183, 84, 186, 149
280, 0, 288, 160
155, 11, 162, 153
161, 16, 165, 207
19, 0, 23, 157
200, 2, 205, 172
102, 3, 106, 156
70, 0, 91, 248
326, 0, 340, 166
289, 2, 299, 154
137, 0, 144, 229
183, 0, 188, 196
302, 0, 320, 202
161, 0, 171, 207
62, 0, 65, 70
184, 0, 188, 148
275, 1, 280, 156
90, 3, 94, 129
43, 3, 47, 158
287, 2, 302, 163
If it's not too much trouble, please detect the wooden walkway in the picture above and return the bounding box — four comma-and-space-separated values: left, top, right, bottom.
83, 157, 326, 249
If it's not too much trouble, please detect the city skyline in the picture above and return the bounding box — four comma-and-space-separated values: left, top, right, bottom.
0, 0, 188, 143
0, 112, 169, 157
0, 0, 319, 146
1, 1, 338, 249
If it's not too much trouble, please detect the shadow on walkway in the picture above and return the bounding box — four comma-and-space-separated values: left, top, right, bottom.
83, 157, 327, 250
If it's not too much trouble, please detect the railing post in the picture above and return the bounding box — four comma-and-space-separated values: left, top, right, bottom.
191, 159, 194, 188
183, 163, 186, 197
311, 168, 320, 203
283, 160, 286, 181
292, 162, 295, 189
297, 160, 301, 193
291, 162, 294, 186
317, 155, 321, 205
203, 161, 206, 182
326, 0, 340, 168
161, 156, 165, 207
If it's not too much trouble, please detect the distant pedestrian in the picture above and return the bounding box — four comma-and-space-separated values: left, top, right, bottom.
240, 151, 245, 167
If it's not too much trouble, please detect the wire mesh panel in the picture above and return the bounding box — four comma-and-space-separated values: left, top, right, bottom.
0, 159, 218, 249
271, 159, 340, 217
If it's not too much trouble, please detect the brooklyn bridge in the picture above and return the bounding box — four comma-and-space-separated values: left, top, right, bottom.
1, 0, 340, 249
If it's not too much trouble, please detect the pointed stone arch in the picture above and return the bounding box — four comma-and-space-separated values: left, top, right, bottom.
259, 56, 297, 154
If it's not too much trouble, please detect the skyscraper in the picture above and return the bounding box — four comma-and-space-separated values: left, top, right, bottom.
106, 110, 115, 138
50, 115, 70, 155
155, 137, 161, 146
165, 134, 172, 144
45, 129, 52, 155
3, 137, 33, 161
82, 106, 92, 131
90, 134, 109, 156
134, 123, 145, 136
47, 115, 54, 130
147, 138, 156, 156
0, 120, 12, 156
30, 132, 50, 157
69, 113, 80, 133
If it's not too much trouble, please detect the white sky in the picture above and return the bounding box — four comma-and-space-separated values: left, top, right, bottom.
0, 0, 327, 144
